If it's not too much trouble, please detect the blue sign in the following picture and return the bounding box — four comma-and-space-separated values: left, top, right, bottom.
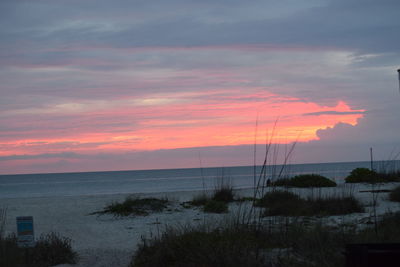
16, 216, 35, 247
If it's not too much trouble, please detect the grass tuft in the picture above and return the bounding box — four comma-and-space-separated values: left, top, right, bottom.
256, 190, 364, 217
93, 197, 169, 216
184, 176, 234, 213
212, 185, 234, 203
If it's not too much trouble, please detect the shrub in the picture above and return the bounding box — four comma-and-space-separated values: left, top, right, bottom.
31, 232, 77, 266
94, 197, 169, 216
345, 168, 380, 183
0, 232, 77, 267
389, 186, 400, 202
273, 174, 336, 188
257, 190, 364, 217
0, 234, 20, 267
203, 200, 228, 213
347, 167, 400, 183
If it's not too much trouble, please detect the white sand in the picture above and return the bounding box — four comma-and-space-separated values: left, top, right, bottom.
1, 190, 231, 267
2, 183, 400, 267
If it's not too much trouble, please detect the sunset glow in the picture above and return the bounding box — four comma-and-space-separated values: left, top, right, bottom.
1, 89, 364, 158
1, 0, 398, 174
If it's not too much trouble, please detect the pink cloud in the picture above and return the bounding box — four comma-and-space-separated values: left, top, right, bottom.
0, 89, 364, 159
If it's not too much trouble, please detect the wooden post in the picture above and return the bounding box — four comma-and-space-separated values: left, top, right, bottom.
370, 147, 374, 171
397, 69, 400, 93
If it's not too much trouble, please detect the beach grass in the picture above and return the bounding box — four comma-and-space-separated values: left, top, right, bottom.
131, 217, 352, 267
131, 206, 400, 267
212, 176, 235, 202
256, 190, 364, 216
131, 224, 277, 267
93, 197, 170, 216
184, 177, 234, 213
212, 184, 234, 202
0, 231, 77, 267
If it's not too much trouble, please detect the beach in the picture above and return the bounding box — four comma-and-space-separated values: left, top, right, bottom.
2, 182, 400, 267
2, 190, 236, 266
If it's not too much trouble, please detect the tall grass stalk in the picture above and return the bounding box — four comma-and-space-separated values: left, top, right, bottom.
248, 119, 298, 227
198, 151, 206, 195
371, 183, 380, 235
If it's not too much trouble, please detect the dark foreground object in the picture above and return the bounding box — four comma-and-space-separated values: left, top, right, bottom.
346, 243, 400, 267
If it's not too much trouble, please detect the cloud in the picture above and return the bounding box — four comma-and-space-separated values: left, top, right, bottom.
2, 0, 399, 54
0, 152, 81, 161
311, 103, 400, 147
303, 111, 365, 116
0, 0, 399, 174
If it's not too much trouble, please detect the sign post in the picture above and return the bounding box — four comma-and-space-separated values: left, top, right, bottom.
16, 216, 35, 248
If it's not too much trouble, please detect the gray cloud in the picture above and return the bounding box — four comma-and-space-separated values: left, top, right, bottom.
1, 0, 399, 52
303, 111, 365, 116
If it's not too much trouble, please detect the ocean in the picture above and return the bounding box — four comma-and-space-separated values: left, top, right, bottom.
1, 161, 399, 199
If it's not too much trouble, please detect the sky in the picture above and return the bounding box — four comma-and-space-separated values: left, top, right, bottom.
0, 0, 399, 174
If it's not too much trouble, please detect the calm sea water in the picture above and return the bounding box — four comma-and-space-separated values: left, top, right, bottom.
0, 161, 399, 199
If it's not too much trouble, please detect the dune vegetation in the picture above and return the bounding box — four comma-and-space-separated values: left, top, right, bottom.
345, 167, 400, 183
255, 190, 363, 216
130, 142, 399, 267
92, 197, 170, 216
0, 209, 77, 267
184, 177, 235, 213
131, 209, 400, 267
272, 174, 337, 187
